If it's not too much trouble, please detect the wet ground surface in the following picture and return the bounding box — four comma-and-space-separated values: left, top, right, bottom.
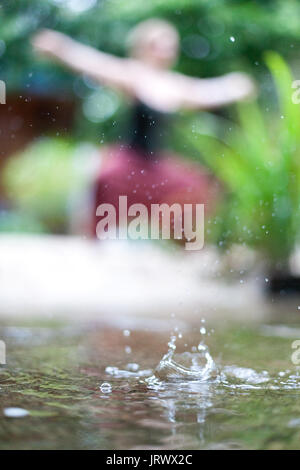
1, 316, 300, 449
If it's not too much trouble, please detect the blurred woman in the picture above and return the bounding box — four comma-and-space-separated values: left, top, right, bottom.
32, 19, 255, 241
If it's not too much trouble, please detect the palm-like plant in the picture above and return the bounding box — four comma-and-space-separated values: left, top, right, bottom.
184, 52, 300, 287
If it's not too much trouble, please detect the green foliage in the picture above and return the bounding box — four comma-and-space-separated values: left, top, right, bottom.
183, 53, 300, 264
2, 0, 300, 85
3, 138, 95, 232
3, 1, 300, 142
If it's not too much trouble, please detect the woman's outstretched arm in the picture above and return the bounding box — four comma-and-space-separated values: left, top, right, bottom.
32, 30, 256, 111
180, 72, 256, 110
32, 29, 134, 94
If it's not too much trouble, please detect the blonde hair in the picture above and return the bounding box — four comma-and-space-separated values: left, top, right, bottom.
127, 18, 179, 58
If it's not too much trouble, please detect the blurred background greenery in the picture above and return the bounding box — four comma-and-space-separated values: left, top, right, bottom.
3, 0, 300, 143
2, 0, 300, 272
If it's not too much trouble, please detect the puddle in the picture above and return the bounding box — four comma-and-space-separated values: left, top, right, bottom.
1, 319, 300, 449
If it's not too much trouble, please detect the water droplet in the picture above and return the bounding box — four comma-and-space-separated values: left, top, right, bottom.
168, 335, 177, 351
100, 382, 112, 394
126, 363, 139, 372
3, 408, 29, 418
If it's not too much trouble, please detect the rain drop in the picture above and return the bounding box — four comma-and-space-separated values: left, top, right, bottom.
100, 382, 112, 394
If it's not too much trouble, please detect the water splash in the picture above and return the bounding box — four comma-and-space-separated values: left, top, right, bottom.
151, 333, 217, 383
104, 327, 300, 392
105, 364, 152, 379
220, 366, 270, 390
